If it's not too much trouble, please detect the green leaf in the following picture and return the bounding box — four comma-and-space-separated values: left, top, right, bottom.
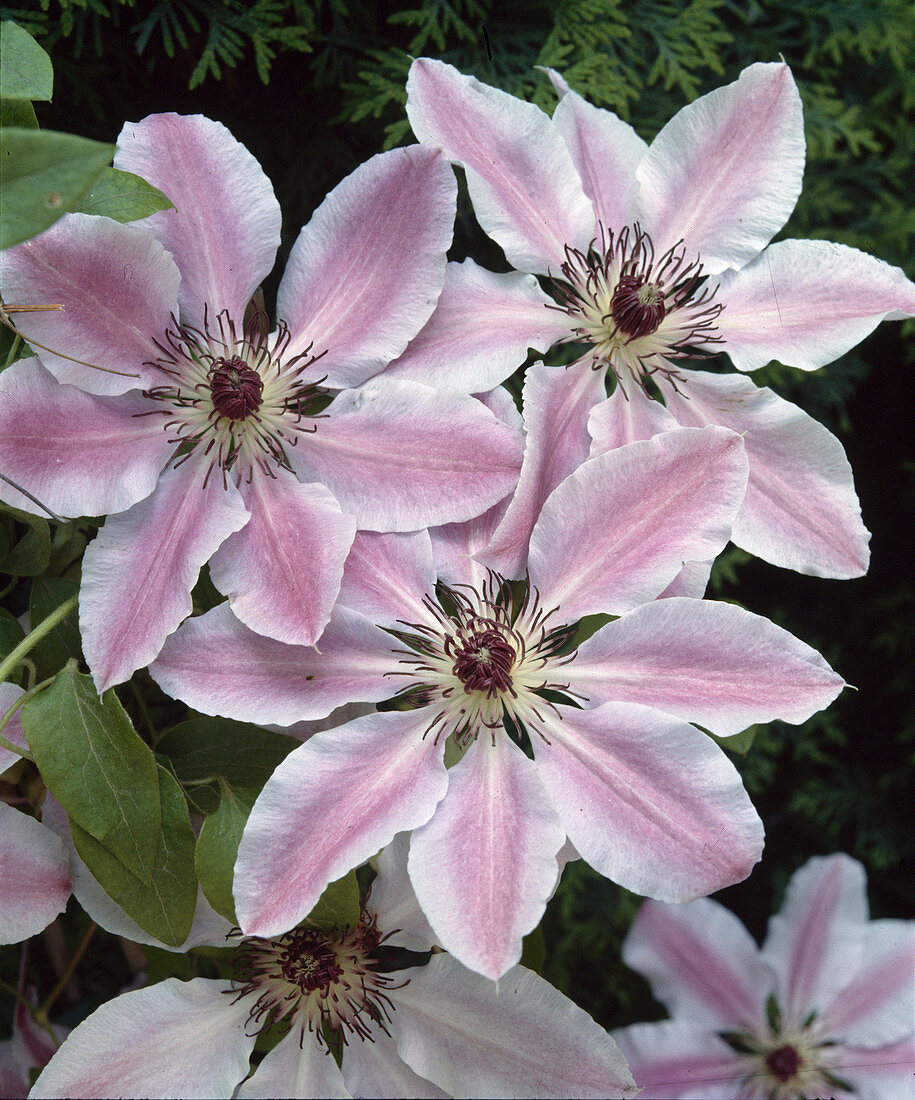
520, 924, 545, 975
22, 661, 160, 881
306, 871, 361, 932
71, 764, 197, 947
195, 785, 258, 923
0, 98, 38, 128
0, 21, 53, 101
708, 724, 758, 755
28, 576, 81, 679
74, 167, 173, 223
0, 609, 26, 687
0, 128, 115, 249
158, 716, 299, 811
0, 501, 50, 576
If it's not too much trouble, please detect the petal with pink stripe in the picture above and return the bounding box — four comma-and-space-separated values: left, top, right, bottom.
0, 803, 71, 944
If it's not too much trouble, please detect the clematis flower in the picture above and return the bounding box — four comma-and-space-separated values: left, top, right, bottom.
150, 426, 844, 980
29, 837, 637, 1099
0, 113, 523, 690
613, 853, 915, 1099
397, 58, 915, 577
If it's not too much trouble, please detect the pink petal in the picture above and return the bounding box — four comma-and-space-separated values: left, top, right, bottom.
623, 897, 770, 1031
369, 833, 439, 953
761, 854, 870, 1030
533, 703, 764, 902
150, 602, 394, 727
277, 146, 456, 389
822, 919, 915, 1048
336, 530, 435, 629
79, 455, 250, 692
0, 212, 180, 394
566, 598, 844, 736
30, 979, 254, 1099
529, 428, 747, 620
548, 71, 647, 230
483, 361, 607, 577
343, 1033, 448, 1100
409, 737, 566, 979
636, 63, 804, 273
384, 259, 568, 392
716, 238, 915, 371
657, 560, 712, 599
116, 114, 281, 325
659, 370, 870, 577
429, 499, 510, 588
833, 1036, 915, 1100
0, 803, 70, 943
0, 683, 27, 774
209, 471, 355, 647
587, 381, 679, 451
406, 58, 595, 272
237, 1026, 348, 1098
613, 1020, 748, 1100
234, 709, 448, 937
0, 357, 170, 518
290, 379, 523, 531
391, 953, 637, 1098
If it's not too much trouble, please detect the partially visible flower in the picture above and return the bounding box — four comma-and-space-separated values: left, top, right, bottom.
0, 988, 69, 1098
0, 113, 523, 691
151, 427, 843, 980
613, 853, 915, 1099
29, 838, 637, 1099
397, 58, 915, 577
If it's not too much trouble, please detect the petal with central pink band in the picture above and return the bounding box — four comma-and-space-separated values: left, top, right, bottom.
0, 358, 171, 518
761, 854, 869, 1030
483, 361, 607, 578
0, 803, 70, 944
116, 114, 281, 325
613, 1021, 747, 1100
30, 979, 254, 1099
290, 379, 523, 531
716, 238, 915, 371
566, 598, 844, 734
0, 212, 180, 395
150, 602, 394, 727
430, 499, 510, 589
821, 919, 915, 1048
335, 529, 436, 629
624, 898, 770, 1031
391, 953, 638, 1098
409, 736, 565, 979
276, 146, 455, 389
660, 370, 870, 577
384, 259, 569, 392
79, 455, 250, 692
835, 1036, 915, 1100
407, 58, 595, 272
587, 380, 679, 452
209, 471, 355, 647
547, 69, 646, 231
528, 428, 747, 621
234, 709, 448, 937
237, 1026, 348, 1099
534, 703, 764, 902
636, 63, 804, 274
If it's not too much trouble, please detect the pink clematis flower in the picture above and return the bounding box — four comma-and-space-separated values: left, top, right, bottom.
0, 113, 523, 690
613, 853, 915, 1099
150, 426, 844, 980
29, 837, 637, 1099
397, 58, 915, 577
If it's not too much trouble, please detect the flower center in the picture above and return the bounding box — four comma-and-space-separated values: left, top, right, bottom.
140, 307, 326, 485
387, 573, 582, 746
230, 909, 399, 1046
765, 1044, 802, 1083
547, 223, 723, 391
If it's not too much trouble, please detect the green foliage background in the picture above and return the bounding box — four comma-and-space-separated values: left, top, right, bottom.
2, 0, 913, 1039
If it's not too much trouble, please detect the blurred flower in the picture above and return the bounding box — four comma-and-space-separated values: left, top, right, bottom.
614, 853, 915, 1099
0, 113, 522, 691
400, 58, 915, 576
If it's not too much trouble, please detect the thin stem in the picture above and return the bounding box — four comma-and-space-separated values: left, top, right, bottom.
2, 332, 23, 369
0, 594, 78, 686
38, 921, 98, 1022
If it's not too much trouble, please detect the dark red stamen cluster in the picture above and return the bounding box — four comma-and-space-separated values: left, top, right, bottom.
281, 933, 343, 993
611, 274, 666, 337
765, 1044, 801, 1082
450, 625, 516, 696
208, 356, 264, 420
